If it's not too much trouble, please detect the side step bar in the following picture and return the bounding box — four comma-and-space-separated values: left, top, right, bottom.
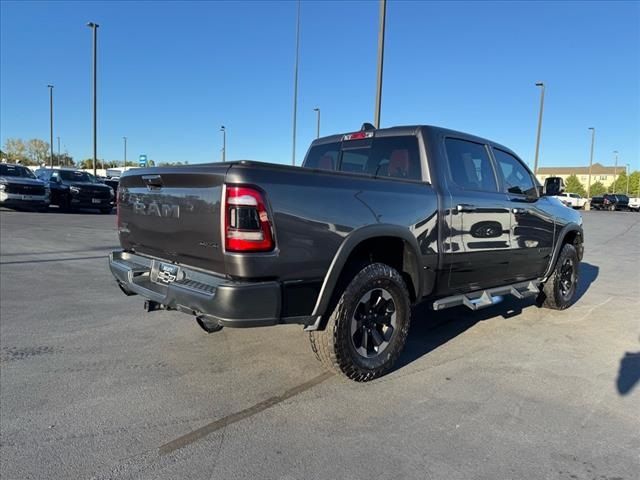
432, 280, 540, 311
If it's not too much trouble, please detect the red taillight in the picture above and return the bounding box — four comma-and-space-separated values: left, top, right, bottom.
224, 186, 274, 252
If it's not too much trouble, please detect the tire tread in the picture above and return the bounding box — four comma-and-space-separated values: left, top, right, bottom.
309, 263, 411, 382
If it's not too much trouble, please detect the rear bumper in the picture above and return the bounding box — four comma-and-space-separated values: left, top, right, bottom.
109, 250, 289, 328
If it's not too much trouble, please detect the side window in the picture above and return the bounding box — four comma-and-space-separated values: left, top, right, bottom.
369, 136, 421, 180
303, 142, 340, 171
444, 138, 498, 192
492, 148, 536, 196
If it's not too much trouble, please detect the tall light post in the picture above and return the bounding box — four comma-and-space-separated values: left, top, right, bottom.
87, 22, 99, 176
291, 0, 301, 166
313, 107, 321, 139
123, 136, 127, 169
587, 127, 595, 198
626, 163, 631, 195
533, 82, 545, 175
220, 126, 226, 162
57, 136, 60, 165
47, 84, 54, 168
611, 150, 618, 193
374, 0, 387, 129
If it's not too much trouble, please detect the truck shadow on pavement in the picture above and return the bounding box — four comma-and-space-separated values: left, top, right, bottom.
394, 262, 600, 373
617, 350, 640, 395
574, 262, 599, 303
395, 297, 534, 372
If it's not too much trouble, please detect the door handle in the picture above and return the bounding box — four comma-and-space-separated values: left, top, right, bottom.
456, 203, 476, 212
512, 207, 527, 214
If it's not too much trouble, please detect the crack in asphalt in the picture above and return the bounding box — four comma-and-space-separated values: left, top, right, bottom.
158, 371, 333, 455
0, 255, 107, 265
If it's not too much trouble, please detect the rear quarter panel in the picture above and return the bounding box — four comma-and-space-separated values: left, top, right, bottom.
224, 163, 439, 284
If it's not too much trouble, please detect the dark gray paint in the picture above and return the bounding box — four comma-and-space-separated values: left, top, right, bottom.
113, 125, 583, 325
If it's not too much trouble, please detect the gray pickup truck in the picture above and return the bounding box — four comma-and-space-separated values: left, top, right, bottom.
110, 124, 584, 381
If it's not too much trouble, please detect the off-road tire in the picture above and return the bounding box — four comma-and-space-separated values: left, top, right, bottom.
309, 263, 411, 382
538, 243, 579, 310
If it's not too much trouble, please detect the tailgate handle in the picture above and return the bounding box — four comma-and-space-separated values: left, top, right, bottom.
142, 174, 163, 189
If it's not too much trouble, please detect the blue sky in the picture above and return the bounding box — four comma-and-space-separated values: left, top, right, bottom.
1, 0, 639, 170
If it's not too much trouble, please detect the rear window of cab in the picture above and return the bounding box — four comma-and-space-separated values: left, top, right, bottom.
303, 136, 422, 181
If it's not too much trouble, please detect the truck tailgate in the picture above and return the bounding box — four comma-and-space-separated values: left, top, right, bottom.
117, 165, 230, 274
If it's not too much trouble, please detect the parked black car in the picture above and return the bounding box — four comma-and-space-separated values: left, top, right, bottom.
104, 177, 120, 194
590, 194, 630, 211
35, 168, 114, 213
0, 163, 50, 211
110, 124, 584, 381
85, 173, 119, 194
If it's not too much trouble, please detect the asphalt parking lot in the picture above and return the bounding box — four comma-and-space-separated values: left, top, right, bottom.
1, 208, 638, 480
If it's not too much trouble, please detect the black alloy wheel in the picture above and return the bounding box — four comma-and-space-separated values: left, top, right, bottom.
350, 288, 398, 359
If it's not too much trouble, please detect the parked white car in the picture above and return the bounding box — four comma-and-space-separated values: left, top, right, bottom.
553, 192, 588, 209
628, 197, 640, 212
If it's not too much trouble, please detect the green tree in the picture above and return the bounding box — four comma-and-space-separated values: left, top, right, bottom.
53, 153, 74, 167
79, 158, 95, 169
78, 158, 116, 169
564, 174, 586, 197
629, 171, 640, 197
589, 181, 607, 197
610, 171, 628, 193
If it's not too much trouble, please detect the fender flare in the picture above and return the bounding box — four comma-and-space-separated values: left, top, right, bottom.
310, 224, 424, 320
542, 223, 583, 281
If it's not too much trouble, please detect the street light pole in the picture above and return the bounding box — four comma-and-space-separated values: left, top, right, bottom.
57, 136, 60, 165
123, 136, 127, 169
48, 84, 54, 168
220, 126, 226, 162
533, 82, 545, 175
87, 22, 99, 177
313, 108, 320, 139
587, 127, 595, 198
612, 150, 618, 193
374, 0, 387, 129
291, 0, 301, 166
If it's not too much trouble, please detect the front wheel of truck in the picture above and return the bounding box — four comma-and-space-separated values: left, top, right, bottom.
309, 263, 411, 382
538, 243, 579, 310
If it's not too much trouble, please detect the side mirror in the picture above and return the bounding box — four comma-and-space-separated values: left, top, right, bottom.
543, 177, 564, 196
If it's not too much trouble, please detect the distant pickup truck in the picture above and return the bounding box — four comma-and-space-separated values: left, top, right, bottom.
109, 124, 584, 381
629, 197, 640, 212
553, 192, 587, 209
0, 163, 50, 211
590, 194, 630, 211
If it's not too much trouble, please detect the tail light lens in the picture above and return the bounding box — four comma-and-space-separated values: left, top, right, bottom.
224, 186, 274, 252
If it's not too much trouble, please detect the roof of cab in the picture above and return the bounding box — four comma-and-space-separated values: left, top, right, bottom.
308, 124, 519, 161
